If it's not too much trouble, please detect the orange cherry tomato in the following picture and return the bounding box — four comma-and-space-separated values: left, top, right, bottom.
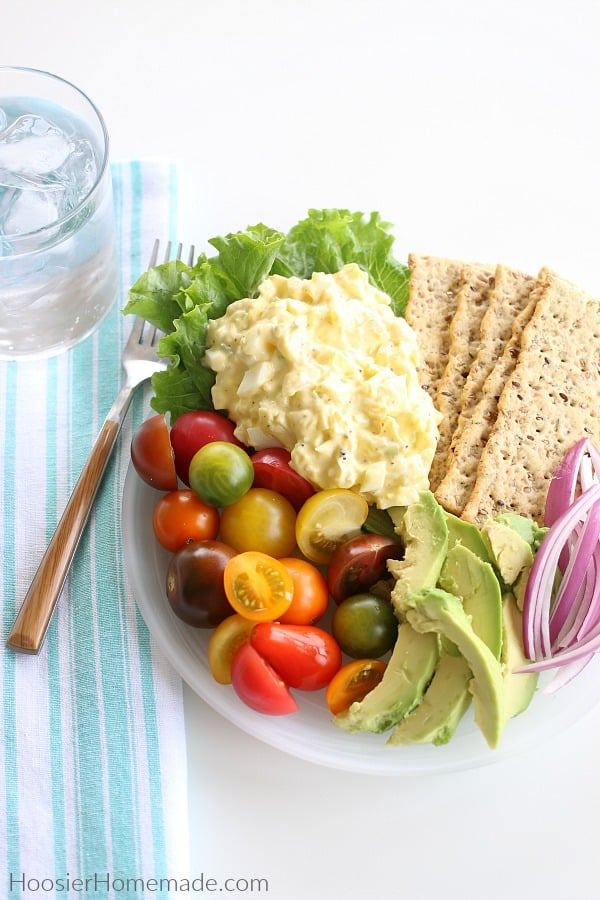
278, 557, 330, 625
224, 551, 294, 622
152, 489, 220, 552
325, 658, 387, 715
208, 614, 255, 684
131, 414, 178, 491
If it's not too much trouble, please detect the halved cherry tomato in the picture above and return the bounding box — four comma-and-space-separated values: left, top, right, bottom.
220, 488, 297, 557
152, 489, 220, 552
251, 448, 316, 511
295, 489, 369, 565
166, 539, 237, 627
251, 623, 342, 691
231, 642, 298, 715
325, 658, 387, 715
278, 558, 330, 625
169, 410, 245, 485
224, 551, 294, 622
131, 414, 178, 491
208, 614, 255, 684
327, 533, 404, 604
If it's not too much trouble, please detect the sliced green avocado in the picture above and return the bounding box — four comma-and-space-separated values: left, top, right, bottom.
388, 491, 448, 616
444, 511, 491, 563
494, 512, 548, 551
387, 654, 472, 746
501, 593, 538, 719
334, 622, 439, 734
481, 520, 533, 588
438, 544, 503, 659
398, 588, 506, 749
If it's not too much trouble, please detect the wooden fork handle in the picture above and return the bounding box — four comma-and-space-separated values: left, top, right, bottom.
7, 416, 124, 654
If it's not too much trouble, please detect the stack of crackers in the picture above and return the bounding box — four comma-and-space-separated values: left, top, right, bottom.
406, 254, 600, 526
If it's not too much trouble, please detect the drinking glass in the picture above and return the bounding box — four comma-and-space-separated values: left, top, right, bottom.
0, 66, 119, 359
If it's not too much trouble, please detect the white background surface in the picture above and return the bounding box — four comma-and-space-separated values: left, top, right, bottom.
5, 1, 600, 898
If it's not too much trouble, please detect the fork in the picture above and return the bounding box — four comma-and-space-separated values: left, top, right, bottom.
6, 240, 194, 654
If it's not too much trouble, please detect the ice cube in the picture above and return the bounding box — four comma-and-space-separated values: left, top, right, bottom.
0, 112, 98, 236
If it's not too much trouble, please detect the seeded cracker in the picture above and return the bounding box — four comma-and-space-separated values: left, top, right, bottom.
428, 262, 496, 491
405, 254, 464, 400
448, 264, 537, 456
434, 265, 537, 515
461, 269, 600, 526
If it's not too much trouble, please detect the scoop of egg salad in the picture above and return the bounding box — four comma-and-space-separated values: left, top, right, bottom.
203, 263, 441, 509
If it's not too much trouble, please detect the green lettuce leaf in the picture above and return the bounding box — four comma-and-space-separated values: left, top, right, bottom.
123, 208, 409, 420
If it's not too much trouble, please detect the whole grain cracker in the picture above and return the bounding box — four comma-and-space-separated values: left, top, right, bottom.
405, 254, 464, 399
461, 269, 600, 525
448, 265, 537, 458
428, 262, 496, 491
434, 275, 545, 515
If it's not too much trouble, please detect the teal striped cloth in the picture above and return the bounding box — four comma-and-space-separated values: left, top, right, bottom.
0, 161, 189, 898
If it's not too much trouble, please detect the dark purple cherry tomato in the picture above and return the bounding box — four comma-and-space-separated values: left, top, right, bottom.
326, 533, 404, 605
169, 410, 245, 485
251, 447, 315, 511
166, 539, 237, 627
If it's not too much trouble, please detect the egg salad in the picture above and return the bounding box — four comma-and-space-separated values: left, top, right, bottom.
203, 263, 441, 509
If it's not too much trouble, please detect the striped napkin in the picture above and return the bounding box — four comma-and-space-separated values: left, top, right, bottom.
0, 161, 189, 897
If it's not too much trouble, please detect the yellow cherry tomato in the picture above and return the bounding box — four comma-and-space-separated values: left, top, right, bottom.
208, 614, 256, 684
295, 489, 369, 565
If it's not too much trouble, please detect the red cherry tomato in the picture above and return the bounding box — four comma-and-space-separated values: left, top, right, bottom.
326, 533, 405, 604
152, 489, 220, 552
251, 448, 316, 511
231, 642, 298, 715
130, 414, 178, 491
169, 410, 245, 485
278, 558, 330, 625
250, 623, 342, 691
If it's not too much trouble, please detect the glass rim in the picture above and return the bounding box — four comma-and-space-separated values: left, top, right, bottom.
0, 65, 111, 244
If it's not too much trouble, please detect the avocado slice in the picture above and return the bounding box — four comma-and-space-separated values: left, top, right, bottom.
334, 622, 439, 733
387, 654, 472, 746
494, 512, 548, 551
501, 593, 538, 719
444, 511, 491, 563
398, 588, 506, 749
480, 520, 533, 588
387, 491, 448, 616
438, 544, 503, 659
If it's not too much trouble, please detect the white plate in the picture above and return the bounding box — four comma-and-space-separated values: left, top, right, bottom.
122, 463, 600, 775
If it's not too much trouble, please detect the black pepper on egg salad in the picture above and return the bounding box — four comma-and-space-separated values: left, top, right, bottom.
203, 263, 441, 509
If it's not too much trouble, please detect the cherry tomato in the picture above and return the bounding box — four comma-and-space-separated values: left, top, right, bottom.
231, 642, 298, 715
208, 614, 255, 684
152, 489, 220, 552
220, 488, 297, 557
327, 533, 405, 604
251, 622, 342, 691
130, 414, 178, 491
251, 448, 316, 511
332, 592, 398, 658
295, 489, 369, 565
166, 539, 237, 627
325, 659, 387, 715
189, 441, 254, 507
224, 551, 294, 622
169, 410, 245, 485
278, 558, 330, 625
